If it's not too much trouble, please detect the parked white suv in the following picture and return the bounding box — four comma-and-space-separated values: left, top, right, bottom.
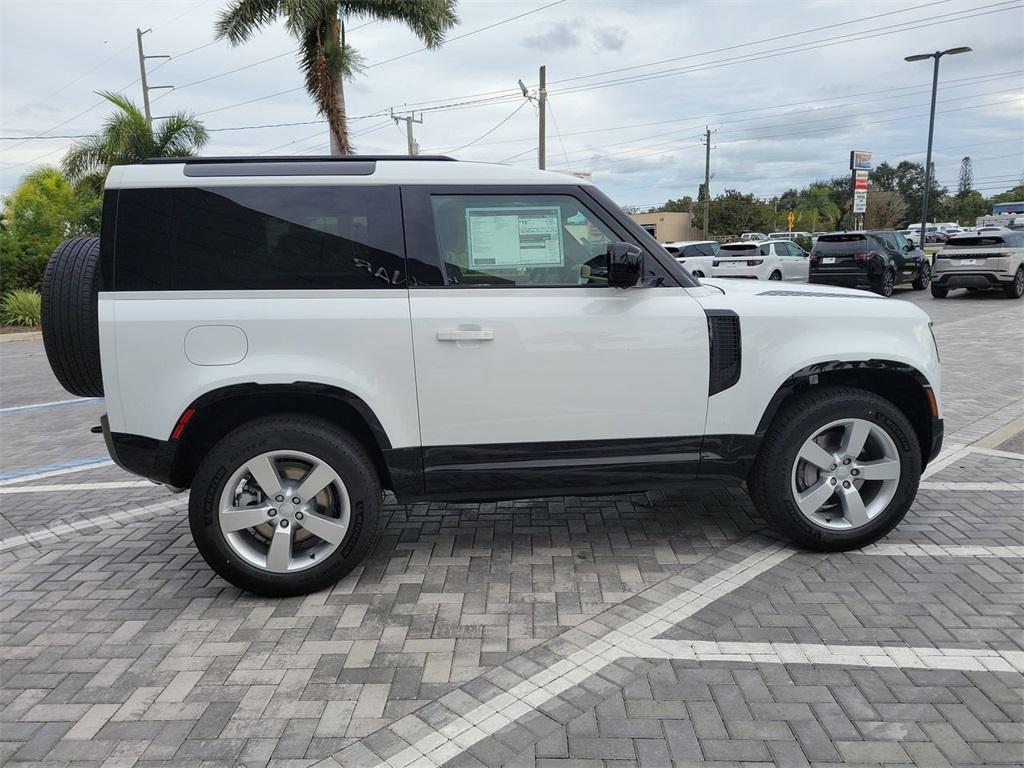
663, 239, 720, 277
41, 156, 943, 595
711, 239, 810, 281
931, 230, 1024, 298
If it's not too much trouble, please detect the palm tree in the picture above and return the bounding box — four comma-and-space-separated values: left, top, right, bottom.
63, 91, 209, 190
795, 185, 841, 232
215, 0, 459, 155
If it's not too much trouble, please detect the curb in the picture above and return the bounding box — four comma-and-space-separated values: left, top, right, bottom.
0, 330, 42, 343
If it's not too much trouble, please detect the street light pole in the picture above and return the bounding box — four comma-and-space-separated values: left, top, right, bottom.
904, 46, 971, 248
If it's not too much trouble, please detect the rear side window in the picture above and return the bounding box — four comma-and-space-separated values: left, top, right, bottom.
113, 186, 405, 290
682, 243, 715, 258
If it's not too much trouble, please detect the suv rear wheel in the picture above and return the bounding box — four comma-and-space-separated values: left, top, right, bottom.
875, 268, 896, 297
930, 283, 949, 298
749, 386, 921, 551
912, 262, 931, 290
1005, 266, 1024, 299
189, 415, 381, 595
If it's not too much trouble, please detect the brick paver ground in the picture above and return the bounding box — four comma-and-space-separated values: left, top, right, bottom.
1, 289, 1021, 767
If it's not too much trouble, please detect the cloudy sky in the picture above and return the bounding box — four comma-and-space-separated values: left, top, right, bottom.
2, 0, 1022, 207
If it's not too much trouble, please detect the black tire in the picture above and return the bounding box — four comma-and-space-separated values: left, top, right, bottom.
189, 415, 381, 596
912, 262, 931, 290
1005, 266, 1024, 299
691, 270, 704, 278
40, 237, 103, 397
875, 269, 895, 297
769, 270, 782, 281
930, 283, 949, 298
749, 386, 921, 552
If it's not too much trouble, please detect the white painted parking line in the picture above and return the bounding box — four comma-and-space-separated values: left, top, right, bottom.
0, 498, 186, 552
968, 445, 1024, 460
0, 397, 101, 414
922, 443, 969, 479
0, 481, 154, 499
0, 459, 114, 487
858, 543, 1024, 558
0, 480, 155, 495
367, 538, 796, 768
920, 481, 1024, 491
635, 639, 1024, 674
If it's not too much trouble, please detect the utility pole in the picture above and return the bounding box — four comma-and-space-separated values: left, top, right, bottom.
538, 65, 547, 170
135, 28, 171, 127
390, 110, 422, 155
702, 126, 712, 239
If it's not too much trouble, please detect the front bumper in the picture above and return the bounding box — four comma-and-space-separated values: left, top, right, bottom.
101, 414, 178, 486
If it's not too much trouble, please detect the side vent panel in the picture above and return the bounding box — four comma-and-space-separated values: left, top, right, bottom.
706, 310, 741, 396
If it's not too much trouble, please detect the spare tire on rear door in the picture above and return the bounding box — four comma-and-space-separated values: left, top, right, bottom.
41, 236, 104, 397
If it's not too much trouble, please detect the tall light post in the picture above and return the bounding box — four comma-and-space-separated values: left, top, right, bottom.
904, 47, 971, 247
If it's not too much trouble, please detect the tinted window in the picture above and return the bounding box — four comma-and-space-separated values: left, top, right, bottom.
114, 186, 405, 290
815, 234, 869, 254
759, 244, 771, 256
946, 235, 1017, 247
721, 243, 756, 253
430, 194, 616, 287
682, 243, 716, 258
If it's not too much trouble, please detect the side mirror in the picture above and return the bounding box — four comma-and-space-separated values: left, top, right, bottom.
607, 242, 644, 288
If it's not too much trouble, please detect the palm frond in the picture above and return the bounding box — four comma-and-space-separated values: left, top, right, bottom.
341, 0, 459, 47
61, 137, 109, 181
216, 0, 284, 43
154, 113, 210, 157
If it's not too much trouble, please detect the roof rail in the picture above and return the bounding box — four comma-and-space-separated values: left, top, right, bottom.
141, 155, 455, 165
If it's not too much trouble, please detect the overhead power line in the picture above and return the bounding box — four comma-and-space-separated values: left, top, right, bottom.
448, 101, 530, 153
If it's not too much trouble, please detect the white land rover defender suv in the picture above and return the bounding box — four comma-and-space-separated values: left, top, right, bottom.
41, 156, 944, 596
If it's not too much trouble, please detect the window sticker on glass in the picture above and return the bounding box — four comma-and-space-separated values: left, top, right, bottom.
465, 207, 564, 269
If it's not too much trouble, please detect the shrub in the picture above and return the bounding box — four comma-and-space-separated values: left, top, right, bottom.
1, 289, 42, 327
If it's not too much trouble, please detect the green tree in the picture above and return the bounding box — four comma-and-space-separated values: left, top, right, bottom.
0, 167, 98, 293
655, 197, 693, 213
795, 184, 841, 231
704, 190, 774, 236
216, 0, 458, 155
990, 184, 1024, 204
951, 190, 989, 225
62, 91, 208, 188
869, 161, 899, 192
957, 156, 974, 194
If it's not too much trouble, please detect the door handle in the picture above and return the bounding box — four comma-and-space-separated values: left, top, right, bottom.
436, 329, 494, 342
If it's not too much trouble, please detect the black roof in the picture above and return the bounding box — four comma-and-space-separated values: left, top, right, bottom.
141, 155, 455, 165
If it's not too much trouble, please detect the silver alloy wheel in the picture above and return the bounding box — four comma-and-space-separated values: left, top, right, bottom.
790, 417, 901, 531
218, 450, 350, 573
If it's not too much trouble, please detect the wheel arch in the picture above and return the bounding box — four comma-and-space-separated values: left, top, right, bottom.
167, 382, 396, 491
755, 359, 940, 466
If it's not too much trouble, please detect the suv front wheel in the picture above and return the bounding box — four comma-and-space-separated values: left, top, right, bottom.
750, 386, 921, 551
189, 415, 381, 596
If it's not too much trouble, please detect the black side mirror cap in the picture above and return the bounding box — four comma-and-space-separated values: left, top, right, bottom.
607, 242, 644, 288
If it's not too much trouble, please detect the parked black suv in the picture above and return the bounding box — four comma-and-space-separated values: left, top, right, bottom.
810, 230, 931, 296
